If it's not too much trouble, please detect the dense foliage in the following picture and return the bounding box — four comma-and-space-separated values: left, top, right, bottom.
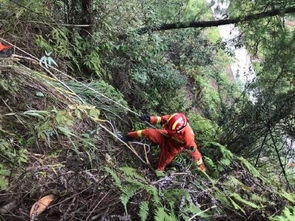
0, 0, 294, 220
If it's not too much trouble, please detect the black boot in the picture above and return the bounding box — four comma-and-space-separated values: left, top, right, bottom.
0, 48, 12, 58
121, 134, 134, 142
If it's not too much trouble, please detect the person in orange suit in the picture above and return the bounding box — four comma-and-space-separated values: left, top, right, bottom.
125, 113, 206, 175
0, 42, 12, 58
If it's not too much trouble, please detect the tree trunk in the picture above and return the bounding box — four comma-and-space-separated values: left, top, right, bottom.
81, 0, 94, 36
136, 6, 295, 34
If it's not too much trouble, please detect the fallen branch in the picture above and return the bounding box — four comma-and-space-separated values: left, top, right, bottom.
136, 6, 295, 34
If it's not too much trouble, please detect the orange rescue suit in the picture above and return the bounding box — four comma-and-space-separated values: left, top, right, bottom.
0, 42, 12, 51
127, 114, 206, 171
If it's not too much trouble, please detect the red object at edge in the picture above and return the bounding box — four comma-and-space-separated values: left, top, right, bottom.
0, 42, 12, 51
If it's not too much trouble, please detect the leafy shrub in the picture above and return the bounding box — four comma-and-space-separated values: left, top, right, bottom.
187, 112, 220, 145
67, 80, 129, 119
36, 28, 104, 78
0, 139, 28, 190
105, 166, 209, 220
270, 207, 295, 221
130, 66, 187, 90
130, 66, 188, 113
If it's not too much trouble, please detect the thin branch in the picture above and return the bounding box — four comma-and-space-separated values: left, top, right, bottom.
0, 19, 91, 27
270, 130, 290, 190
255, 129, 269, 166
85, 190, 111, 221
1, 98, 26, 127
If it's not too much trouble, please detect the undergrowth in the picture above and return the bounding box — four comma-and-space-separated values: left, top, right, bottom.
0, 0, 294, 220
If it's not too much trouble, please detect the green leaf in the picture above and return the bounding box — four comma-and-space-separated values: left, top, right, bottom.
231, 193, 261, 209
120, 184, 140, 214
104, 167, 122, 188
228, 197, 246, 214
119, 167, 146, 183
23, 110, 50, 120
75, 109, 82, 119
219, 144, 233, 159
183, 204, 209, 218
224, 176, 252, 192
220, 158, 231, 166
278, 190, 295, 204
154, 207, 169, 221
203, 156, 216, 170
270, 207, 295, 221
0, 164, 9, 190
237, 157, 260, 177
55, 110, 73, 125
139, 201, 149, 221
89, 108, 100, 119
57, 126, 75, 137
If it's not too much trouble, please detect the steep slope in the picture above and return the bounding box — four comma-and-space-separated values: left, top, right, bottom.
0, 58, 294, 221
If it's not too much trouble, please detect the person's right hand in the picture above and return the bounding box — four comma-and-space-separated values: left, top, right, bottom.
140, 114, 150, 122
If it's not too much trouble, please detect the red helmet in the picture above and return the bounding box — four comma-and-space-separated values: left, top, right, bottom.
165, 113, 187, 133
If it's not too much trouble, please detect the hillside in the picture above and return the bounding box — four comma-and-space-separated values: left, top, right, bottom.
1, 0, 295, 220
0, 56, 294, 220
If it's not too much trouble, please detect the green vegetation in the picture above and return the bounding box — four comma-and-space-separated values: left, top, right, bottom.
0, 0, 294, 220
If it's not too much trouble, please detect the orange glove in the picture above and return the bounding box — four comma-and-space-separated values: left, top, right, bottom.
0, 42, 12, 51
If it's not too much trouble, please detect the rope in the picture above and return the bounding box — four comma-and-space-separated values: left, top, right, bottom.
0, 37, 164, 131
99, 124, 148, 166
0, 38, 164, 165
0, 37, 140, 115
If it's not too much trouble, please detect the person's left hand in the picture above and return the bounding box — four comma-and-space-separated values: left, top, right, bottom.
140, 114, 150, 122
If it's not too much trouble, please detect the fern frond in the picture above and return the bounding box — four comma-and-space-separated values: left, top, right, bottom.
104, 167, 122, 188
120, 167, 147, 183
219, 144, 233, 159
125, 177, 145, 188
139, 201, 149, 221
154, 207, 168, 221
154, 207, 177, 221
120, 184, 140, 214
237, 157, 260, 177
204, 156, 216, 169
145, 185, 161, 206
163, 189, 189, 202
270, 207, 295, 221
